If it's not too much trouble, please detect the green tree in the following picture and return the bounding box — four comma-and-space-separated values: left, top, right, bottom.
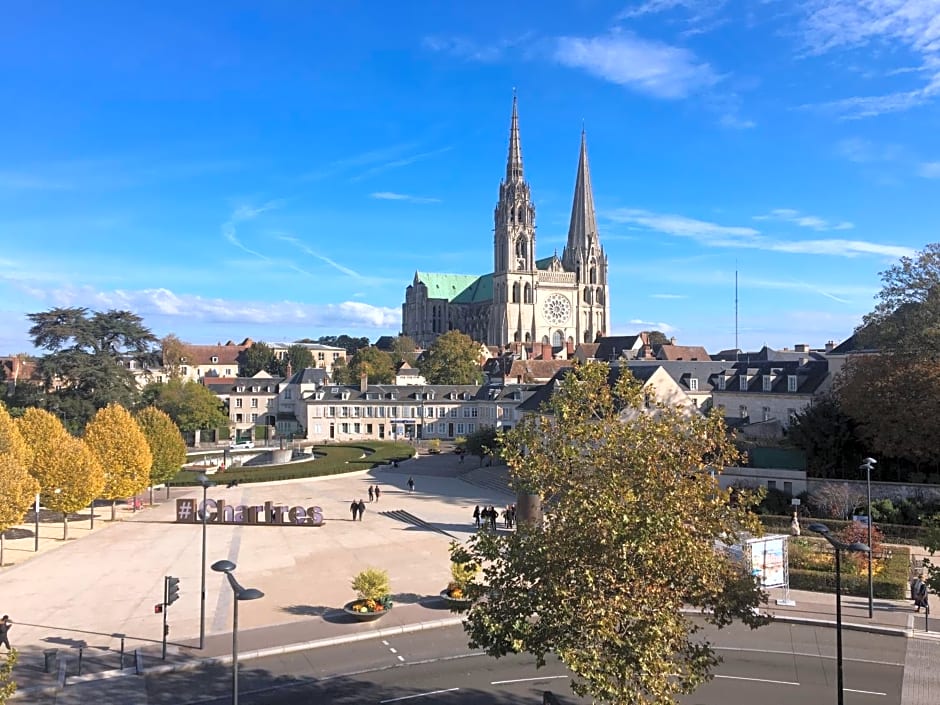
330, 356, 352, 384
389, 335, 418, 365
0, 403, 39, 567
0, 650, 16, 704
344, 347, 396, 385
159, 333, 196, 380
16, 408, 104, 540
453, 361, 767, 705
281, 344, 314, 375
645, 330, 671, 346
142, 379, 229, 433
419, 331, 482, 385
84, 404, 152, 521
316, 335, 370, 355
135, 407, 187, 492
787, 395, 865, 478
240, 341, 278, 377
463, 426, 499, 466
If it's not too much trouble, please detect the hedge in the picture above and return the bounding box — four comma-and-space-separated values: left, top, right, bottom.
760, 514, 927, 546
789, 543, 910, 599
169, 441, 415, 486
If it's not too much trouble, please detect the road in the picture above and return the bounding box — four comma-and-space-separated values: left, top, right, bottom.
121, 621, 905, 705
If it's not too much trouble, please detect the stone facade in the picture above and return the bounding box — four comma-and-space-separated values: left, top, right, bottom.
402, 97, 610, 349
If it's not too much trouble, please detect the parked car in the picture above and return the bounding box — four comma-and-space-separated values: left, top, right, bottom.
229, 440, 255, 450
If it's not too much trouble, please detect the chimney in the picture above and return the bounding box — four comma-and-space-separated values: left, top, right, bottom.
566, 339, 574, 355
542, 344, 552, 360
669, 336, 676, 345
825, 340, 835, 353
794, 343, 809, 353
360, 373, 368, 393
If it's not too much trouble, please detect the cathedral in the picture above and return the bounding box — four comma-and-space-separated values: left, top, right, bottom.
402, 97, 610, 350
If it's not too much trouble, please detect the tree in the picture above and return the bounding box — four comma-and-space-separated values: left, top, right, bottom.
452, 361, 767, 705
463, 426, 500, 466
389, 335, 418, 365
27, 307, 157, 428
0, 650, 16, 704
142, 379, 229, 433
159, 334, 196, 380
835, 353, 940, 472
84, 404, 152, 521
342, 347, 396, 385
645, 330, 671, 346
419, 331, 482, 385
16, 408, 104, 540
316, 335, 370, 355
280, 344, 314, 375
0, 403, 39, 567
135, 407, 187, 496
786, 396, 865, 478
240, 341, 278, 377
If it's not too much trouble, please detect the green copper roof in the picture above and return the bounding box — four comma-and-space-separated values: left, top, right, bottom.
416, 272, 493, 303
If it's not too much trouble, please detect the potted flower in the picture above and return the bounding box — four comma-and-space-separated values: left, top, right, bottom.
344, 567, 393, 621
441, 545, 479, 609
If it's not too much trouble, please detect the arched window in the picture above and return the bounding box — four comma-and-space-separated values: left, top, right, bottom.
584, 288, 592, 304
512, 282, 521, 303
552, 330, 563, 347
596, 287, 604, 304
514, 331, 521, 342
524, 283, 532, 303
589, 258, 597, 285
525, 333, 531, 343
584, 330, 591, 343
542, 335, 550, 345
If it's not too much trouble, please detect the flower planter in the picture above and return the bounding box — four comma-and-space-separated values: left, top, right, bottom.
440, 589, 472, 609
343, 600, 390, 622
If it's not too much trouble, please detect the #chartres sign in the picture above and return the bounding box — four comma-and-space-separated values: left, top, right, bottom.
175, 498, 324, 526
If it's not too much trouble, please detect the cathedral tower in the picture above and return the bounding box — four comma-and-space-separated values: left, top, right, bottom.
562, 130, 610, 342
491, 95, 537, 346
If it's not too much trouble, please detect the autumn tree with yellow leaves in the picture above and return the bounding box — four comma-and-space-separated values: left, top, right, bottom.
17, 408, 105, 540
84, 404, 152, 521
452, 362, 769, 705
0, 403, 39, 567
135, 406, 187, 502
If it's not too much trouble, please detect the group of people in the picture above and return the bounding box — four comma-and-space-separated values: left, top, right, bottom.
367, 485, 382, 502
349, 498, 367, 521
473, 504, 516, 530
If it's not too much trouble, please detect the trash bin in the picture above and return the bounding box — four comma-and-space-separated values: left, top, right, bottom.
43, 649, 57, 673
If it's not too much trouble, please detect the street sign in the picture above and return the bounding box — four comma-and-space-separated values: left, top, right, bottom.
154, 603, 163, 614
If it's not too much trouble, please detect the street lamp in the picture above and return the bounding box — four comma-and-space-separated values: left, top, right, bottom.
809, 523, 870, 705
211, 560, 264, 705
860, 457, 877, 619
196, 473, 216, 650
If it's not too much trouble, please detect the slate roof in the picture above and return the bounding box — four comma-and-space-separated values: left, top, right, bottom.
627, 360, 728, 392
712, 360, 830, 394
594, 336, 642, 361
286, 368, 329, 386
303, 382, 538, 404
711, 345, 825, 362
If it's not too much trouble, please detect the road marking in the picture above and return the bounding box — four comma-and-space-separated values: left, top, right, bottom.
714, 646, 903, 667
845, 688, 886, 696
397, 655, 405, 662
491, 675, 569, 685
379, 687, 460, 702
382, 640, 389, 646
389, 647, 398, 654
715, 675, 800, 686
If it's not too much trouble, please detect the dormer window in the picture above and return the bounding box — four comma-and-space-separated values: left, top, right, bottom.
211, 356, 219, 364
237, 386, 245, 393
763, 375, 773, 392
252, 386, 260, 393
717, 376, 726, 391
739, 376, 748, 391
315, 391, 324, 400
341, 391, 350, 400
688, 378, 698, 392
787, 375, 798, 392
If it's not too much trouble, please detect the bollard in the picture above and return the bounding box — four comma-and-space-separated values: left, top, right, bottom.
135, 648, 143, 675
77, 647, 83, 676
926, 600, 930, 633
42, 649, 57, 674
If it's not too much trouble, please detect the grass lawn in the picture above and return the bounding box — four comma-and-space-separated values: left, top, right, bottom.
171, 441, 415, 486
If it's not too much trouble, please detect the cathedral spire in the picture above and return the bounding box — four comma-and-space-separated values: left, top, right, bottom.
565, 129, 598, 250
506, 93, 523, 182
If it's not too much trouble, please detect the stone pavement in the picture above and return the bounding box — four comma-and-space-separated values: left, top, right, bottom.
2, 451, 938, 704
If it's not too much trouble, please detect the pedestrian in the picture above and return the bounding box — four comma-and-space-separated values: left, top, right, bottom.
407, 476, 415, 492
503, 506, 510, 528
509, 504, 516, 529
0, 616, 11, 651
368, 485, 375, 502
357, 499, 366, 521
473, 505, 481, 528
914, 575, 929, 612
489, 506, 497, 530
350, 500, 359, 521
374, 485, 381, 502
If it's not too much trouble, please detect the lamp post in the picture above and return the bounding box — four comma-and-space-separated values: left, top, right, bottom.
860, 457, 877, 619
196, 473, 216, 650
809, 523, 870, 705
34, 493, 40, 552
211, 560, 263, 705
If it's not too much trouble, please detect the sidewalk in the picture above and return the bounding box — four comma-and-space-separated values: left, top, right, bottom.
4, 452, 939, 704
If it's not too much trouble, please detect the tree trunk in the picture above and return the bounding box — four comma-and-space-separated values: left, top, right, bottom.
1, 532, 4, 567
150, 485, 154, 507
166, 485, 170, 500
516, 492, 543, 529
111, 500, 117, 521
63, 513, 69, 541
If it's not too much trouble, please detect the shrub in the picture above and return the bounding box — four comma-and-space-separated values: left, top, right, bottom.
788, 540, 909, 599
755, 487, 793, 515
351, 567, 390, 601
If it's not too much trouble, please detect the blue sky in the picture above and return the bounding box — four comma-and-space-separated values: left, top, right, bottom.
2, 1, 939, 356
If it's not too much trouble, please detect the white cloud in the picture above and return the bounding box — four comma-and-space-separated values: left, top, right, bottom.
919, 161, 940, 178
370, 191, 441, 204
620, 319, 678, 334
23, 285, 400, 329
350, 147, 452, 182
553, 33, 719, 99
650, 293, 687, 299
422, 34, 534, 63
605, 207, 914, 258
754, 208, 854, 231
221, 201, 283, 262
274, 234, 363, 279
836, 137, 904, 163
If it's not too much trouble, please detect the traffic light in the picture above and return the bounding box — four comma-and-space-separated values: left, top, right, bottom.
166, 576, 180, 605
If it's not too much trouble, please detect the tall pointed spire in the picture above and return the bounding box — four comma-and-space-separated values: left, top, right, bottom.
506, 92, 524, 182
565, 129, 598, 249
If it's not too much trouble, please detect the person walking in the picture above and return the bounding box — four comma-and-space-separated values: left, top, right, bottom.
374, 485, 381, 502
489, 506, 497, 530
0, 616, 12, 651
350, 500, 359, 521
368, 485, 375, 502
357, 499, 366, 521
407, 476, 415, 492
473, 505, 481, 528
